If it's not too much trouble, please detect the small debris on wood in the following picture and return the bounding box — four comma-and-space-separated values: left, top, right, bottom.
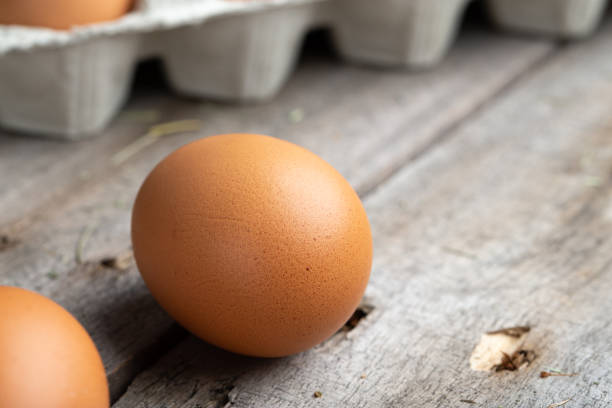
487, 326, 530, 338
494, 350, 536, 372
209, 381, 235, 407
360, 374, 367, 379
313, 391, 322, 398
540, 371, 578, 378
546, 397, 572, 408
111, 119, 202, 166
0, 234, 18, 251
100, 251, 133, 271
289, 108, 305, 123
441, 246, 478, 260
75, 224, 96, 264
470, 326, 534, 371
497, 352, 517, 371
342, 304, 374, 332
460, 399, 476, 404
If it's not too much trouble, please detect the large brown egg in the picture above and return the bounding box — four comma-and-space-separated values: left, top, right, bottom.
132, 134, 372, 357
0, 0, 133, 30
0, 286, 109, 408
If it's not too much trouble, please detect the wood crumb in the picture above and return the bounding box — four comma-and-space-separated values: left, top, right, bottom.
540, 371, 578, 378
100, 250, 133, 271
313, 391, 322, 398
495, 350, 536, 372
441, 246, 478, 260
0, 234, 18, 252
487, 326, 530, 338
360, 374, 367, 379
470, 326, 534, 371
460, 399, 476, 404
496, 352, 517, 371
546, 397, 572, 408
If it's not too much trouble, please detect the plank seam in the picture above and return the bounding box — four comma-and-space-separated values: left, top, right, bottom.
357, 42, 565, 199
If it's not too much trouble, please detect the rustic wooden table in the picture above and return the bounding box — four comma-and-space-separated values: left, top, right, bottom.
1, 10, 611, 408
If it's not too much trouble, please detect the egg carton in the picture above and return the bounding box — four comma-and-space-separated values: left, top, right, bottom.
489, 0, 609, 38
0, 0, 609, 139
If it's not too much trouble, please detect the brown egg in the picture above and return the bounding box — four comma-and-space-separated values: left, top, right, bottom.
132, 134, 372, 357
0, 0, 133, 30
0, 286, 109, 408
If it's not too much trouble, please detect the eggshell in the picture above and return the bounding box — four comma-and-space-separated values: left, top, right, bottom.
132, 134, 372, 357
0, 0, 133, 30
0, 286, 109, 408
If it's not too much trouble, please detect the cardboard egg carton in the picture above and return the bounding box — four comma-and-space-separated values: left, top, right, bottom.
0, 0, 609, 139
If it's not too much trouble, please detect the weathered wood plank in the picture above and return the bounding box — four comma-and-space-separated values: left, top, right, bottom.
113, 19, 612, 408
0, 26, 553, 402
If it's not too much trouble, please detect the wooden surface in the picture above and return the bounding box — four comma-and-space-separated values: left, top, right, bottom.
1, 10, 611, 408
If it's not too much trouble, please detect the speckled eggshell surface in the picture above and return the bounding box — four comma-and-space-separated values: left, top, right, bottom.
0, 0, 133, 30
0, 286, 109, 408
132, 134, 372, 357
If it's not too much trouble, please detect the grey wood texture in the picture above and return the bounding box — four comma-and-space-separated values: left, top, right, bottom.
113, 20, 612, 408
0, 28, 551, 227
2, 15, 609, 408
0, 25, 553, 402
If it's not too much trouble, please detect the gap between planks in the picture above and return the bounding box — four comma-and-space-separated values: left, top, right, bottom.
356, 42, 562, 198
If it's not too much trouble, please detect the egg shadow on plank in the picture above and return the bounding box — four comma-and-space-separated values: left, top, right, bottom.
81, 260, 373, 404
113, 303, 377, 405
112, 335, 284, 406
80, 270, 281, 404
68, 272, 186, 403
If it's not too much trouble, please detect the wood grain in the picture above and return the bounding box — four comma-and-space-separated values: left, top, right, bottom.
113, 19, 612, 408
0, 25, 554, 402
0, 28, 551, 227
